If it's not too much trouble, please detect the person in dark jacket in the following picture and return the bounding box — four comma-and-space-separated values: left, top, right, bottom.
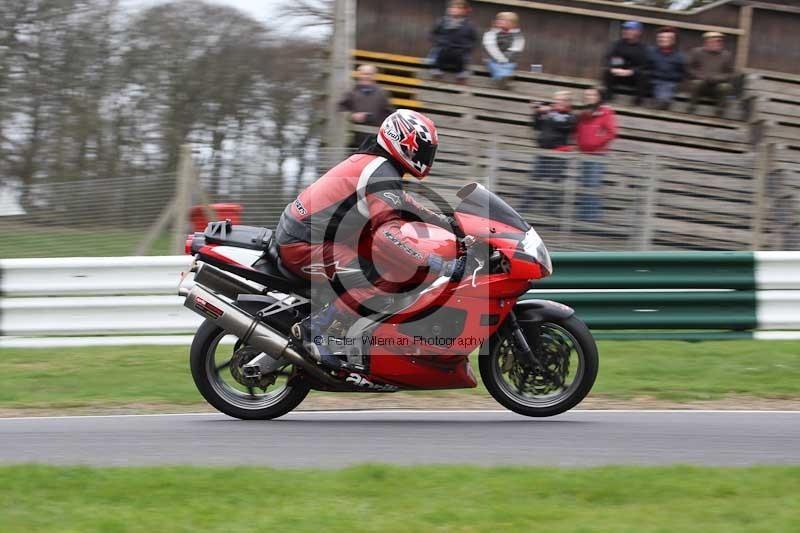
337, 64, 395, 149
603, 21, 650, 105
428, 0, 478, 84
647, 27, 686, 110
530, 91, 576, 215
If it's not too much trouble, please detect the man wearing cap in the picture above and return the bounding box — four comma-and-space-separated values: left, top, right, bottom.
603, 21, 650, 105
688, 32, 735, 116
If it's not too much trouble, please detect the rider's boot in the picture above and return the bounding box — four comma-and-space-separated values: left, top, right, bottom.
293, 305, 347, 371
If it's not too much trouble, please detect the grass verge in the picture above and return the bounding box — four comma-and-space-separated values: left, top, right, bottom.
0, 465, 798, 532
0, 224, 171, 258
0, 340, 798, 410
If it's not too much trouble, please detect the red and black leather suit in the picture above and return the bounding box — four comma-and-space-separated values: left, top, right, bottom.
276, 143, 451, 316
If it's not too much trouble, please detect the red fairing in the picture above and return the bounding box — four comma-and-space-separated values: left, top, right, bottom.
365, 287, 514, 389
369, 353, 478, 389
369, 221, 457, 285
400, 222, 457, 260
508, 251, 548, 281
493, 246, 548, 281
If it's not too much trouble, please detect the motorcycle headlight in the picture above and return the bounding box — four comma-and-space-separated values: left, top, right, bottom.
522, 228, 553, 276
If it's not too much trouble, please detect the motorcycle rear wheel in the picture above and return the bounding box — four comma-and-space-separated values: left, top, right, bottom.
479, 315, 598, 417
190, 320, 310, 420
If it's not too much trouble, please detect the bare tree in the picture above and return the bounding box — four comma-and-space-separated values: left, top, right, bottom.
260, 39, 326, 187
121, 1, 273, 174
0, 0, 331, 219
280, 0, 334, 28
0, 1, 119, 210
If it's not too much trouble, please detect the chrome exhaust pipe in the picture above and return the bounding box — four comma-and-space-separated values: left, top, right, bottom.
183, 283, 343, 388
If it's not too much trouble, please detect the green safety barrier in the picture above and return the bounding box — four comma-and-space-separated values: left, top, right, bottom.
523, 252, 764, 339
538, 252, 756, 290
522, 291, 757, 330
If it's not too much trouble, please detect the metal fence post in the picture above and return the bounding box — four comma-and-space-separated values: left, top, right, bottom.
171, 145, 195, 254
639, 155, 660, 251
134, 145, 196, 256
484, 138, 499, 188
559, 154, 577, 247
751, 142, 775, 250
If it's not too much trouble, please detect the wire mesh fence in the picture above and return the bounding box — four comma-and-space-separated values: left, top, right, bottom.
0, 146, 797, 258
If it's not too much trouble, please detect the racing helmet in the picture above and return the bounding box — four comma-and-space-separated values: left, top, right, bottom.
377, 109, 439, 179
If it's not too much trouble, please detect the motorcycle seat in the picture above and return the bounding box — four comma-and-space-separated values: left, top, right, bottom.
198, 221, 309, 298
248, 239, 310, 299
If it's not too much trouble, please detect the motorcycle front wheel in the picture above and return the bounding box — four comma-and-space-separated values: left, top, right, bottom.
190, 320, 310, 420
479, 315, 598, 417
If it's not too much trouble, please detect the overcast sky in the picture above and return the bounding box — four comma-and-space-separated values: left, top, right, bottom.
125, 0, 278, 22
122, 0, 331, 36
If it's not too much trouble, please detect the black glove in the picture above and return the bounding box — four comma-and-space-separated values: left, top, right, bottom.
446, 215, 465, 238
441, 256, 467, 280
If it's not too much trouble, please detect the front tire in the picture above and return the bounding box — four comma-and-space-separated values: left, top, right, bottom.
190, 320, 310, 420
479, 315, 598, 417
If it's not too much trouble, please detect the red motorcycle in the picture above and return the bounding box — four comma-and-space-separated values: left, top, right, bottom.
179, 183, 598, 419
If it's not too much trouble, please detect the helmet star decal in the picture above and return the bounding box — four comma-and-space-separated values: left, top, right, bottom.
400, 130, 419, 154
377, 109, 438, 178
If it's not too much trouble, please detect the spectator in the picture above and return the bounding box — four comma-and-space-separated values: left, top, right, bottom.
482, 11, 525, 90
688, 32, 734, 116
429, 0, 478, 84
603, 20, 649, 105
337, 64, 395, 149
647, 27, 686, 110
576, 87, 618, 222
531, 91, 576, 214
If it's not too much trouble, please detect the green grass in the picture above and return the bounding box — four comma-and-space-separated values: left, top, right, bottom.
0, 225, 171, 258
0, 345, 198, 408
0, 340, 798, 409
592, 339, 800, 401
0, 465, 798, 532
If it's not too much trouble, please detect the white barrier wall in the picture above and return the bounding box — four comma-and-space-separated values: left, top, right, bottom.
1, 254, 800, 344
0, 256, 193, 296
1, 296, 202, 335
755, 252, 800, 290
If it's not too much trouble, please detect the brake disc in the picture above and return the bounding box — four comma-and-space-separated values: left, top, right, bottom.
506, 331, 571, 395
229, 346, 278, 389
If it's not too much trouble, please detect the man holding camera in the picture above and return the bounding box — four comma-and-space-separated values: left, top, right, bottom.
603, 20, 649, 105
530, 91, 576, 215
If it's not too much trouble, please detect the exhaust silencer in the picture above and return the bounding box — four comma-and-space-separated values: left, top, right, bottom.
183, 284, 343, 387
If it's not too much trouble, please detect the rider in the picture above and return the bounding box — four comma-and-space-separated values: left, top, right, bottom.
276, 109, 466, 369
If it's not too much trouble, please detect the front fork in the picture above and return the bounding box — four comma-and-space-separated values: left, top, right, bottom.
506, 311, 544, 370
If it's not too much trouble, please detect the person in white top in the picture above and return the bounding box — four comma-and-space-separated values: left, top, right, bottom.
482, 12, 525, 89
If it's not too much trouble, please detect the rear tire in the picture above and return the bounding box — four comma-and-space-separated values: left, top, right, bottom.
190, 320, 310, 420
479, 315, 598, 417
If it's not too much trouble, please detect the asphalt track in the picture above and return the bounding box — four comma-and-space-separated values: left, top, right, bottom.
1, 410, 798, 467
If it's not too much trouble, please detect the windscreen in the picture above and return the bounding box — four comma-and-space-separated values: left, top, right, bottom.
455, 183, 530, 232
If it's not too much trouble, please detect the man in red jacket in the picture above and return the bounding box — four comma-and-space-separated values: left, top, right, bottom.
276, 110, 464, 369
575, 87, 618, 222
